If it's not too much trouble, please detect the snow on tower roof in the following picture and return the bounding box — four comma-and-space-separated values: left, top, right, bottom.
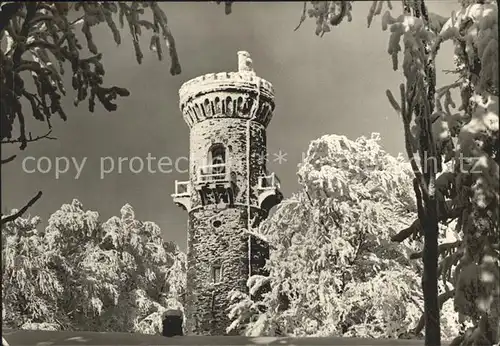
178, 51, 274, 108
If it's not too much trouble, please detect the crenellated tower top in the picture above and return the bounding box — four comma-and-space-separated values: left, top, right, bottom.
178, 51, 275, 128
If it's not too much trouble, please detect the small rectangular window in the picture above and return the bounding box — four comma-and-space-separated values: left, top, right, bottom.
211, 265, 222, 283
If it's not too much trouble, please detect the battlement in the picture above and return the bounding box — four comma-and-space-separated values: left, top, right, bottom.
178, 51, 276, 128
179, 72, 275, 103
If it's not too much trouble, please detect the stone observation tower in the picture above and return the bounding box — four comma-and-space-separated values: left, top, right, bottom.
172, 51, 283, 335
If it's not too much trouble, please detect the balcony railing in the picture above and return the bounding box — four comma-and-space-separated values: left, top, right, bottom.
172, 180, 190, 196
197, 163, 231, 184
258, 172, 280, 190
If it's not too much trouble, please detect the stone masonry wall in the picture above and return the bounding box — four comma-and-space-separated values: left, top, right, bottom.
185, 206, 268, 335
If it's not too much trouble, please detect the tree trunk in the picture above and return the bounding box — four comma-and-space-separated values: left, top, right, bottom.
423, 196, 440, 345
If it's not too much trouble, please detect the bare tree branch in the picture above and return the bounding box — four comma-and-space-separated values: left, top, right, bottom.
391, 219, 422, 242
412, 289, 455, 335
1, 154, 17, 165
294, 2, 307, 31
1, 130, 57, 145
1, 191, 43, 225
410, 241, 461, 260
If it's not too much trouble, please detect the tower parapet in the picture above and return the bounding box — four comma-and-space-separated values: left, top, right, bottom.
178, 51, 275, 129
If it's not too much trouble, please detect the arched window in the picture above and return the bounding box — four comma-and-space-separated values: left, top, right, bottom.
208, 143, 226, 177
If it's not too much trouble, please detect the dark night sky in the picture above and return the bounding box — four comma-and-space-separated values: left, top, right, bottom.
2, 1, 458, 250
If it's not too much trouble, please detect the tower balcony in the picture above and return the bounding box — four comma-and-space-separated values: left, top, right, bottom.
195, 163, 235, 189
257, 172, 283, 214
195, 163, 236, 207
172, 180, 191, 211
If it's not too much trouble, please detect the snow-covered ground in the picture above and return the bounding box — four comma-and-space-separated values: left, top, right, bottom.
1, 329, 451, 346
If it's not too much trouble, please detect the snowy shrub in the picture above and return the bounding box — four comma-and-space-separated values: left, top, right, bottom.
2, 200, 186, 334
